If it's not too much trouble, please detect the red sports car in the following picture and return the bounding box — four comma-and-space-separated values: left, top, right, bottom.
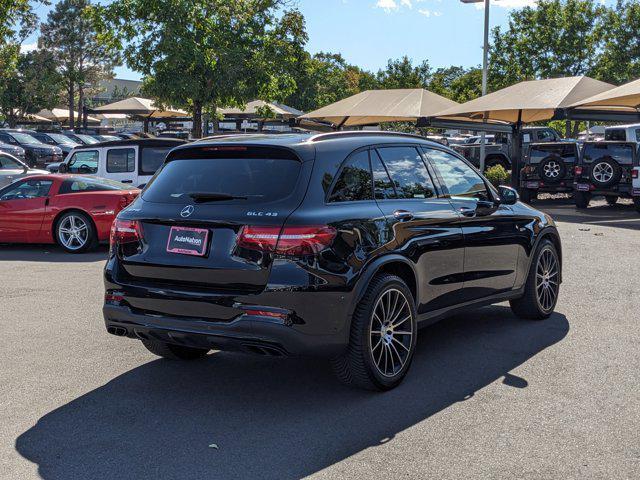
0, 174, 139, 252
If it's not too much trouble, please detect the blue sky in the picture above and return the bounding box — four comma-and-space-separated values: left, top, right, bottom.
22, 0, 613, 81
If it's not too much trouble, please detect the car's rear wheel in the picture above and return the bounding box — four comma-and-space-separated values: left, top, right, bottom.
510, 239, 560, 320
590, 158, 621, 188
332, 274, 417, 391
605, 195, 619, 206
539, 156, 566, 184
574, 191, 591, 209
55, 211, 97, 253
634, 197, 640, 213
141, 338, 210, 360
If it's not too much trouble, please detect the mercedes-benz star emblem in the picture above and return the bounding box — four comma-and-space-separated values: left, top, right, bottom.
180, 205, 195, 218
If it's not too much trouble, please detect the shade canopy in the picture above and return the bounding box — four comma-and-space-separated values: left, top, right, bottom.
37, 108, 100, 124
433, 76, 614, 124
23, 113, 52, 123
570, 77, 640, 111
220, 100, 303, 119
92, 97, 188, 118
299, 89, 459, 127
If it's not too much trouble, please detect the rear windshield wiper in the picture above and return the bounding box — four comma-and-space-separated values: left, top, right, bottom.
188, 192, 248, 203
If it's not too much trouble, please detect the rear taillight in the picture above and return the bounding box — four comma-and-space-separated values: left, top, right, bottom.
632, 168, 639, 179
110, 219, 142, 251
237, 225, 337, 256
574, 166, 583, 176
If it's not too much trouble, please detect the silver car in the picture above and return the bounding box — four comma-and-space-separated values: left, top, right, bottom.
0, 152, 48, 188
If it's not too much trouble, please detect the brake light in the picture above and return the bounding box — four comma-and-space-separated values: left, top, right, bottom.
110, 219, 142, 248
237, 225, 337, 256
633, 169, 639, 179
574, 166, 583, 175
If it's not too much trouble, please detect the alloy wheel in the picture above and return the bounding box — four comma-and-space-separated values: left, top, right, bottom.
58, 215, 89, 250
369, 288, 414, 378
543, 160, 560, 178
535, 247, 559, 312
592, 162, 613, 183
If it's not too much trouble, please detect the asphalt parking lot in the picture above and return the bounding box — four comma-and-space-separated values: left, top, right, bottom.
1, 198, 639, 479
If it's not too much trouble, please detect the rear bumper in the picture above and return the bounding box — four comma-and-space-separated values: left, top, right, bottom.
573, 181, 634, 197
103, 258, 353, 357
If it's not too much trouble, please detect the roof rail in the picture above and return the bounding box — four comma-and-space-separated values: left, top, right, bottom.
307, 131, 428, 143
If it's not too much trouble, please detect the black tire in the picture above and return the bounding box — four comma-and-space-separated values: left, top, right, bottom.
539, 156, 566, 184
519, 188, 536, 203
574, 191, 591, 209
510, 239, 560, 320
605, 195, 618, 206
634, 197, 640, 214
331, 274, 417, 391
590, 157, 621, 188
141, 338, 210, 360
55, 211, 98, 253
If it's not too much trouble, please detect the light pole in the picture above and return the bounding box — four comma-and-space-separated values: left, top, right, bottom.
461, 0, 490, 171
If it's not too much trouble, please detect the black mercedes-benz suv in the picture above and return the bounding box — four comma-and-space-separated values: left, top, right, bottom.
104, 132, 562, 391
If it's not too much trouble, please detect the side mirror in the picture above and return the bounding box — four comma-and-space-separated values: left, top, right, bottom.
58, 163, 68, 173
498, 185, 519, 205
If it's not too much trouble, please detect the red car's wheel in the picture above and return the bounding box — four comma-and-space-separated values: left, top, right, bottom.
55, 211, 97, 253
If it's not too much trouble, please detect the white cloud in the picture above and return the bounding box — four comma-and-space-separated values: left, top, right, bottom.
418, 8, 442, 17
20, 42, 37, 53
376, 0, 443, 15
375, 0, 400, 12
472, 0, 538, 9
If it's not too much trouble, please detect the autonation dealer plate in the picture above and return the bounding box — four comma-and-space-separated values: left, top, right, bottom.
166, 226, 209, 256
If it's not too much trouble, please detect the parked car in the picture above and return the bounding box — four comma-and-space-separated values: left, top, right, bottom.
104, 131, 562, 391
604, 123, 640, 142
0, 141, 26, 161
0, 174, 139, 252
54, 138, 186, 187
452, 126, 562, 171
58, 132, 100, 145
115, 133, 142, 140
0, 153, 48, 188
0, 129, 62, 168
26, 131, 80, 156
94, 134, 121, 142
519, 142, 579, 202
573, 141, 640, 210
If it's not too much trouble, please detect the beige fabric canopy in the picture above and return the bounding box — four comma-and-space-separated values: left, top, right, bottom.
433, 76, 614, 124
37, 108, 100, 124
23, 113, 53, 123
570, 77, 640, 111
92, 97, 188, 118
299, 89, 459, 127
220, 100, 303, 119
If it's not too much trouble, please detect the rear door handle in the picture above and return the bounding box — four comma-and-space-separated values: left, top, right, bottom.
393, 210, 414, 221
121, 180, 133, 184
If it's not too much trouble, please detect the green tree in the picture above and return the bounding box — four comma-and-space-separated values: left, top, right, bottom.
0, 49, 63, 127
40, 0, 119, 128
376, 56, 430, 89
95, 0, 307, 137
429, 66, 482, 103
595, 0, 640, 83
489, 0, 605, 89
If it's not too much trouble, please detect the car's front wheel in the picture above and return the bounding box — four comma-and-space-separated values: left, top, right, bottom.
574, 191, 591, 209
332, 274, 417, 391
510, 239, 560, 320
605, 195, 619, 206
141, 339, 210, 360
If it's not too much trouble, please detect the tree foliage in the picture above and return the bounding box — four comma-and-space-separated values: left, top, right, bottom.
376, 56, 430, 89
40, 0, 119, 128
0, 49, 63, 126
95, 0, 307, 137
596, 0, 640, 83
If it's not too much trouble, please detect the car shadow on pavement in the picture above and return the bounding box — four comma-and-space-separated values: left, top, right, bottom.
15, 306, 569, 480
0, 244, 109, 263
535, 197, 640, 231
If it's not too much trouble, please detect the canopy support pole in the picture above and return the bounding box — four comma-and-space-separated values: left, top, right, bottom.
511, 109, 523, 189
336, 117, 350, 131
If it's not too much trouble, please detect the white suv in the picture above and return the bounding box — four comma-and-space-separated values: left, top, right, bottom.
54, 138, 186, 188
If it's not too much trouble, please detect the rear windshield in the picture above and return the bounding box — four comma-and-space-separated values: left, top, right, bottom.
583, 143, 634, 163
529, 143, 577, 162
142, 157, 301, 204
604, 129, 626, 141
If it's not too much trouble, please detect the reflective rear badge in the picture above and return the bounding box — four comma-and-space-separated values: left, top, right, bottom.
246, 211, 279, 217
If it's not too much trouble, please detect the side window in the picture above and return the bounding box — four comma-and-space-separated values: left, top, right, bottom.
140, 147, 171, 175
67, 150, 99, 174
635, 129, 640, 143
426, 148, 488, 199
376, 146, 437, 199
0, 179, 53, 201
328, 150, 373, 202
106, 148, 135, 173
0, 133, 15, 145
0, 154, 22, 169
371, 150, 397, 199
